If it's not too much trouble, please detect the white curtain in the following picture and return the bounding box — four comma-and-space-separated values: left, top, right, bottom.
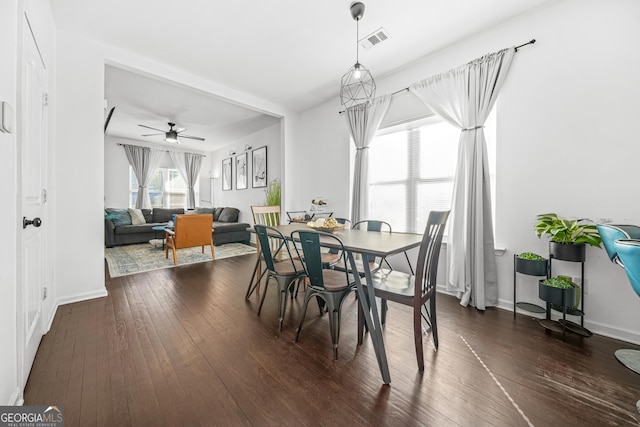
345, 95, 391, 223
170, 151, 203, 209
123, 145, 164, 209
409, 47, 515, 309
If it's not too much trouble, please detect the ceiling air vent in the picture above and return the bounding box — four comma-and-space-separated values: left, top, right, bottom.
359, 27, 391, 51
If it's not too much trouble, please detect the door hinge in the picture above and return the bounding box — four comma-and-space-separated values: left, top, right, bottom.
43, 93, 48, 107
42, 188, 47, 203
42, 287, 47, 300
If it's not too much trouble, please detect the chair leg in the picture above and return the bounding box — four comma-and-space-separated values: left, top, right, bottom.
357, 299, 364, 345
326, 292, 348, 360
381, 299, 388, 325
276, 276, 296, 331
172, 246, 177, 266
430, 294, 438, 350
210, 243, 215, 260
295, 287, 316, 342
246, 260, 267, 300
414, 303, 424, 372
257, 275, 272, 316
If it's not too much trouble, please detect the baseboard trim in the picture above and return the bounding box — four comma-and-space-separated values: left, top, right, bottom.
496, 296, 640, 346
9, 387, 22, 406
434, 291, 640, 346
55, 289, 108, 307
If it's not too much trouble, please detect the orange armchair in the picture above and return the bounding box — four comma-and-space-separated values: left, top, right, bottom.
165, 214, 214, 266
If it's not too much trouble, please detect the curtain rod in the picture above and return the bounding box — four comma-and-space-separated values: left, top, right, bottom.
338, 38, 536, 115
117, 143, 206, 157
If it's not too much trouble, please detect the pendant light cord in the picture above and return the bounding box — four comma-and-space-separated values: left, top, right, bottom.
356, 18, 359, 63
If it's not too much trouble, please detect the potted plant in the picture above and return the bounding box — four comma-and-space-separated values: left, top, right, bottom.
534, 213, 602, 262
264, 180, 281, 207
515, 252, 548, 276
538, 276, 576, 308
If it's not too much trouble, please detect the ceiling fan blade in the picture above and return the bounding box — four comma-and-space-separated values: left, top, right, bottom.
176, 128, 187, 133
179, 135, 205, 141
138, 124, 165, 132
141, 133, 164, 137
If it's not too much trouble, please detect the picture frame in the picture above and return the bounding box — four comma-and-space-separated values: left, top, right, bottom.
252, 146, 267, 188
222, 158, 232, 191
236, 152, 248, 190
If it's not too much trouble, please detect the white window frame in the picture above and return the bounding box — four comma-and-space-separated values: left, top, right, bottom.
129, 166, 198, 209
367, 110, 496, 234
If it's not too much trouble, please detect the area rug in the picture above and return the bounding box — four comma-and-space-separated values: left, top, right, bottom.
105, 242, 256, 278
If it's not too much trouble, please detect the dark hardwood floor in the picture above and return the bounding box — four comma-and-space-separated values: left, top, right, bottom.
25, 253, 640, 426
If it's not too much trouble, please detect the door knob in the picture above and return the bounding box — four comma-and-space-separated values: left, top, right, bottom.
23, 217, 42, 229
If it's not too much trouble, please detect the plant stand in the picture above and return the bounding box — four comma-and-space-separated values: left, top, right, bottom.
538, 279, 576, 339
513, 255, 548, 316
547, 241, 593, 338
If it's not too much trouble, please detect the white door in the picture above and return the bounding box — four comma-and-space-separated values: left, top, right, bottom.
19, 17, 47, 388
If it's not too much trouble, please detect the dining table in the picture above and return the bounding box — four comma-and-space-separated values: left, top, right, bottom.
255, 223, 423, 384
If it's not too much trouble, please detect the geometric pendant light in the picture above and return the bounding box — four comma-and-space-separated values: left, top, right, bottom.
339, 2, 376, 108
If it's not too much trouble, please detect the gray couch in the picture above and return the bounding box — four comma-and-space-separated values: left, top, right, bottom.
105, 207, 250, 247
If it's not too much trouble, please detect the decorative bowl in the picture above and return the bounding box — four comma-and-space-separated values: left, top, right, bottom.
307, 224, 345, 233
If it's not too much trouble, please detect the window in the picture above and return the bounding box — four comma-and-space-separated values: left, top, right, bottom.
129, 167, 197, 209
368, 110, 496, 234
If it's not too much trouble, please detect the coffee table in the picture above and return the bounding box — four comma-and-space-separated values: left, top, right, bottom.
151, 225, 168, 249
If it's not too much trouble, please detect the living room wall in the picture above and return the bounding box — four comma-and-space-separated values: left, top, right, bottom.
290, 0, 640, 344
207, 122, 282, 224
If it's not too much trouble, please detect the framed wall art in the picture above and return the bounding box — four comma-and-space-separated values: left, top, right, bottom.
236, 152, 248, 190
252, 146, 267, 188
222, 157, 232, 191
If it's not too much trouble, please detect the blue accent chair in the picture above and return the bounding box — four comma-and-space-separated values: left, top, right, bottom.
596, 224, 640, 265
612, 238, 640, 413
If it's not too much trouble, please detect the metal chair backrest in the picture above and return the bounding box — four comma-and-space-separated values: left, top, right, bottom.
292, 230, 348, 289
597, 224, 640, 265
614, 239, 640, 297
254, 225, 293, 273
352, 220, 391, 233
415, 211, 450, 298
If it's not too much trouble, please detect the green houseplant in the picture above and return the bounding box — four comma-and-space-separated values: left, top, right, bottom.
264, 180, 281, 207
538, 276, 577, 308
534, 213, 602, 262
515, 252, 548, 276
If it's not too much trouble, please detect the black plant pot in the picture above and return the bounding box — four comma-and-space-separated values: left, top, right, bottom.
549, 241, 586, 262
515, 257, 548, 276
539, 280, 576, 308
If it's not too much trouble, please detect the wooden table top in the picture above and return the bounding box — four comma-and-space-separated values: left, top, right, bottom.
265, 223, 423, 257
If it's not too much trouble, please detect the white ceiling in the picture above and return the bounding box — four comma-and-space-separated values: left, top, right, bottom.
51, 0, 552, 151
103, 65, 281, 151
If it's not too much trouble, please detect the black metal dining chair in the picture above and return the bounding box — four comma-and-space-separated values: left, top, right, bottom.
362, 211, 449, 371
251, 225, 307, 331
291, 229, 355, 359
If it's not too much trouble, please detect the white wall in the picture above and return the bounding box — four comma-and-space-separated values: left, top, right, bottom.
0, 0, 19, 406
55, 30, 108, 303
208, 122, 282, 224
289, 100, 352, 219
292, 0, 640, 344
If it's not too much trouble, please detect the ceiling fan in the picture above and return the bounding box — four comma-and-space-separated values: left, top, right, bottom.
138, 122, 205, 143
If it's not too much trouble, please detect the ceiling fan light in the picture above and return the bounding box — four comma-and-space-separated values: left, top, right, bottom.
165, 131, 178, 143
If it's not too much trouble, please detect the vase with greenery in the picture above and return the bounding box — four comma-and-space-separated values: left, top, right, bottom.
515, 252, 548, 276
534, 213, 602, 262
264, 180, 281, 207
